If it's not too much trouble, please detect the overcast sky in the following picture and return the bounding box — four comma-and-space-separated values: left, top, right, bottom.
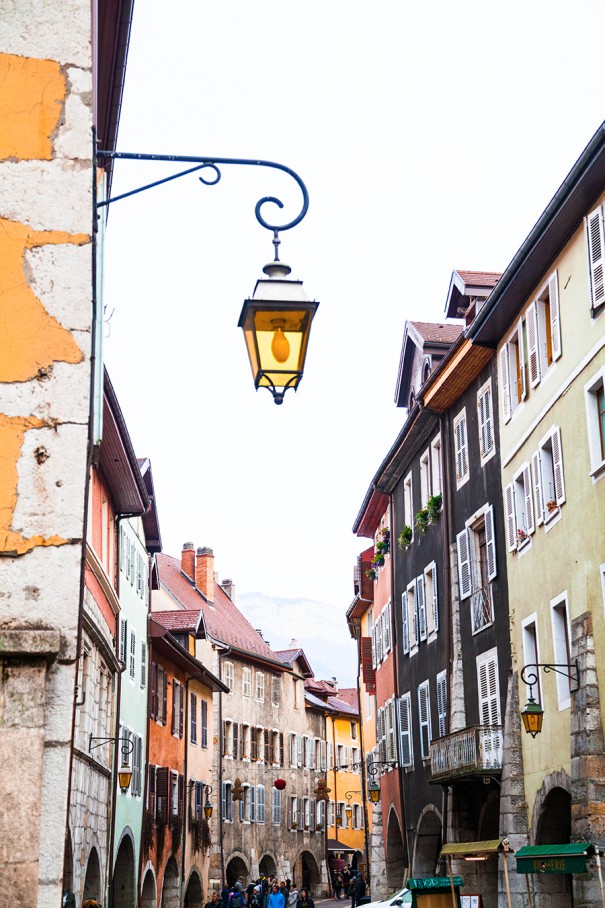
104, 0, 605, 620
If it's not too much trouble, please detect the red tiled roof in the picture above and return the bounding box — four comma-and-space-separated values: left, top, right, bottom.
274, 648, 301, 662
153, 609, 201, 632
328, 694, 359, 717
338, 688, 359, 709
456, 270, 502, 287
410, 321, 463, 344
156, 553, 282, 664
305, 678, 336, 694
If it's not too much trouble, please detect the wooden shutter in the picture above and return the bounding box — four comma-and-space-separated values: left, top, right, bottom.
150, 662, 157, 720
387, 699, 396, 761
432, 565, 439, 633
361, 637, 376, 690
129, 630, 136, 679
171, 682, 176, 735
162, 668, 167, 726
484, 505, 497, 581
416, 575, 427, 641
417, 682, 431, 760
120, 617, 127, 663
156, 766, 169, 824
552, 428, 566, 505
249, 784, 255, 822
548, 271, 561, 360
499, 346, 511, 422
456, 529, 472, 599
178, 773, 184, 819
233, 722, 239, 760
140, 642, 146, 688
532, 451, 544, 525
371, 625, 377, 669
527, 301, 541, 387
309, 736, 315, 769
383, 603, 391, 653
517, 319, 527, 401
148, 764, 156, 815
401, 592, 409, 654
179, 683, 184, 738
455, 414, 468, 480
375, 614, 383, 663
201, 698, 207, 748
586, 206, 605, 310
190, 692, 197, 744
523, 463, 535, 534
478, 654, 500, 726
221, 782, 227, 820
222, 720, 227, 756
264, 728, 270, 763
279, 732, 284, 766
504, 484, 516, 551
436, 672, 447, 738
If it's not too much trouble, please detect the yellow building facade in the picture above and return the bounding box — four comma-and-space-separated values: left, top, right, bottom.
326, 691, 366, 873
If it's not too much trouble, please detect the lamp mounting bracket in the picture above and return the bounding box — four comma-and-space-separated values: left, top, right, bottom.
520, 661, 580, 697
95, 148, 309, 235
89, 733, 134, 760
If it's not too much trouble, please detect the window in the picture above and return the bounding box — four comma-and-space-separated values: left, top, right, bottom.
425, 562, 439, 639
170, 770, 180, 817
530, 426, 566, 528
404, 472, 413, 538
249, 784, 255, 822
436, 671, 447, 738
272, 787, 282, 825
586, 204, 605, 312
477, 380, 495, 464
224, 662, 234, 692
351, 722, 357, 740
457, 505, 497, 633
397, 693, 413, 768
201, 698, 208, 748
152, 664, 167, 725
353, 804, 363, 829
526, 273, 561, 386
416, 574, 427, 642
453, 408, 469, 488
522, 614, 542, 706
316, 799, 325, 829
222, 782, 233, 821
294, 678, 301, 708
328, 800, 335, 827
130, 736, 142, 797
242, 667, 251, 698
256, 671, 265, 702
551, 594, 571, 708
585, 367, 605, 477
420, 449, 430, 506
500, 320, 526, 422
289, 733, 297, 767
417, 681, 431, 760
128, 629, 136, 681
509, 462, 535, 547
190, 692, 197, 744
172, 681, 184, 738
304, 797, 311, 829
431, 434, 442, 496
241, 724, 250, 760
407, 581, 418, 653
272, 676, 281, 706
385, 698, 396, 762
222, 720, 233, 758
289, 796, 298, 829
119, 617, 128, 664
477, 649, 501, 727
256, 785, 265, 823
337, 801, 346, 829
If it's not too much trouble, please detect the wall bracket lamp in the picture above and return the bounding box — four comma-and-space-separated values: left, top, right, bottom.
520, 662, 580, 737
89, 733, 134, 790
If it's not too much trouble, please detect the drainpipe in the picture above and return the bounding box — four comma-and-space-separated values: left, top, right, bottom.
439, 409, 453, 858
355, 680, 371, 889
217, 645, 231, 887
138, 556, 153, 908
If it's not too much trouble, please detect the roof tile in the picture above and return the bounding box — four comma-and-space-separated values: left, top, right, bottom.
410, 321, 463, 344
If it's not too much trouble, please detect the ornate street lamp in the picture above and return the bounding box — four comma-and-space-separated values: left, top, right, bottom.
89, 732, 134, 792
519, 662, 579, 737
204, 786, 214, 819
368, 782, 380, 804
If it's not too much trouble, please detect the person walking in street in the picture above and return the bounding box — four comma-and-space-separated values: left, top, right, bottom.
333, 872, 343, 900
268, 883, 285, 908
206, 892, 223, 908
342, 868, 351, 899
287, 884, 298, 908
350, 873, 365, 908
297, 889, 315, 908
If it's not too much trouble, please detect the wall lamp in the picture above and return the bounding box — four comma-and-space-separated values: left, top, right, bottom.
204, 786, 213, 820
347, 757, 397, 804
345, 790, 361, 822
95, 147, 319, 405
89, 733, 134, 791
520, 662, 580, 737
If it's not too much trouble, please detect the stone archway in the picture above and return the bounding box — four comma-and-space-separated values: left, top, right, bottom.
184, 869, 203, 908
385, 807, 405, 891
141, 867, 157, 908
533, 780, 573, 908
259, 854, 277, 878
226, 854, 249, 886
413, 805, 442, 877
297, 851, 321, 894
114, 831, 136, 908
63, 828, 74, 897
83, 847, 101, 902
162, 856, 180, 908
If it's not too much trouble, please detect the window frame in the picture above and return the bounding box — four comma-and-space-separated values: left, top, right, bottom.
477, 378, 496, 466
550, 593, 572, 710
584, 365, 605, 480
417, 680, 431, 761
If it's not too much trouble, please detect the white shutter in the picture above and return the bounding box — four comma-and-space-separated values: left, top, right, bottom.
548, 272, 561, 361
432, 565, 439, 633
140, 641, 147, 688
477, 654, 500, 726
120, 616, 127, 662
517, 319, 527, 401
436, 672, 447, 738
499, 346, 511, 423
484, 505, 497, 581
527, 301, 541, 387
586, 206, 605, 310
401, 593, 409, 655
376, 614, 383, 663
478, 386, 493, 457
456, 529, 472, 599
455, 415, 468, 480
417, 682, 431, 760
504, 484, 516, 551
371, 626, 377, 669
551, 427, 566, 505
523, 463, 535, 535
383, 603, 391, 653
398, 694, 412, 767
416, 575, 427, 641
532, 451, 544, 526
129, 631, 136, 679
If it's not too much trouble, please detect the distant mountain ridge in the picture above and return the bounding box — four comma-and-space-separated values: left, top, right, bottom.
236, 591, 358, 688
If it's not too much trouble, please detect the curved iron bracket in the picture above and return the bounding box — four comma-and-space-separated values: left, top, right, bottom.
95, 149, 309, 234
89, 733, 135, 761
346, 758, 397, 777
520, 661, 580, 698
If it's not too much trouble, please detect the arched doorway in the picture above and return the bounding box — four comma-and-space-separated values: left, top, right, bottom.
535, 787, 573, 908
114, 833, 136, 908
226, 855, 249, 886
259, 855, 277, 878
386, 808, 406, 891
351, 850, 364, 873
162, 856, 180, 908
184, 870, 203, 908
83, 847, 101, 903
297, 851, 321, 894
63, 829, 74, 898
413, 807, 442, 877
141, 868, 157, 908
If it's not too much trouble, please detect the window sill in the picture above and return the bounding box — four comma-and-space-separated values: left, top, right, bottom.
515, 538, 532, 557
544, 509, 562, 534
471, 620, 494, 636
590, 460, 605, 483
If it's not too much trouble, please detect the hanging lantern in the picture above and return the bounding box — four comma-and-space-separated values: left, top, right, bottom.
274, 778, 287, 790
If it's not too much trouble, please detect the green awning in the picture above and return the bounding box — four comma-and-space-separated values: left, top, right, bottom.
516, 844, 595, 875
441, 839, 508, 858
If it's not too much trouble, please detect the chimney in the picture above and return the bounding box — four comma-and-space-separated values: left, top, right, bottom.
331, 676, 339, 693
196, 546, 214, 603
221, 579, 235, 601
181, 542, 195, 581
289, 638, 300, 648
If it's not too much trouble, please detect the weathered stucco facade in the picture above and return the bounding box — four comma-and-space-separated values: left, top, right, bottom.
0, 4, 94, 904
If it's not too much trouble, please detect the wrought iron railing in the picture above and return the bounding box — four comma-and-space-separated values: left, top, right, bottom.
430, 725, 503, 781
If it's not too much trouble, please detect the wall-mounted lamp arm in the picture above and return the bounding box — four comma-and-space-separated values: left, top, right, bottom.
520, 661, 580, 697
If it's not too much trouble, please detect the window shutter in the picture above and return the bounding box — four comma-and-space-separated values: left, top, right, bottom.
484, 505, 497, 581
258, 786, 266, 824
279, 732, 284, 766
119, 525, 124, 570
178, 773, 184, 819
129, 630, 136, 680
375, 614, 383, 663
416, 575, 427, 641
156, 766, 169, 824
417, 683, 431, 760
371, 626, 377, 669
518, 319, 527, 401
297, 734, 303, 767
456, 529, 472, 599
387, 699, 396, 761
523, 463, 535, 535
250, 783, 255, 822
120, 617, 127, 663
148, 764, 156, 816
401, 592, 409, 655
436, 672, 447, 738
478, 655, 500, 726
432, 565, 439, 633
499, 346, 511, 422
478, 388, 488, 456
532, 451, 544, 525
264, 729, 270, 764
383, 603, 391, 653
527, 301, 541, 387
552, 427, 566, 505
309, 736, 315, 769
162, 668, 167, 725
233, 722, 240, 760
361, 637, 376, 691
504, 483, 516, 551
201, 698, 208, 748
171, 682, 177, 735
586, 206, 605, 311
222, 720, 227, 756
140, 641, 146, 689
150, 662, 157, 720
455, 416, 468, 480
221, 782, 227, 820
190, 693, 197, 744
548, 271, 561, 360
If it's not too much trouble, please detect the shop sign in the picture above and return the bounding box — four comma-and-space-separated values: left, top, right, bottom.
407, 877, 464, 890
516, 856, 587, 875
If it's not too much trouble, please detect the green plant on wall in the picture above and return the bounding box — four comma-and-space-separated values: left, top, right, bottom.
398, 525, 413, 550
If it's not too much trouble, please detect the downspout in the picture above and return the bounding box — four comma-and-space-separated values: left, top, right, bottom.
439, 409, 454, 857
217, 645, 232, 887
355, 678, 371, 888
138, 557, 153, 907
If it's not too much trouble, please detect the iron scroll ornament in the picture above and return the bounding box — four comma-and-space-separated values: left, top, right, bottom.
95, 150, 310, 234
520, 661, 580, 697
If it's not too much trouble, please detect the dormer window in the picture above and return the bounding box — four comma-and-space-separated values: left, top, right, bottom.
422, 359, 431, 384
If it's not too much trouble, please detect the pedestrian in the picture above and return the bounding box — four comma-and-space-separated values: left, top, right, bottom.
342, 868, 351, 899
297, 888, 315, 908
350, 874, 365, 908
268, 883, 286, 908
333, 872, 343, 900
229, 883, 247, 908
287, 884, 298, 908
206, 892, 223, 908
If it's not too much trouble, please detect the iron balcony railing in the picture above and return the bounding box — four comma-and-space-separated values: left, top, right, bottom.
430, 725, 503, 782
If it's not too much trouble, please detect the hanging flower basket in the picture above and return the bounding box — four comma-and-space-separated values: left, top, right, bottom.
415, 509, 429, 534
427, 493, 442, 521
398, 525, 413, 550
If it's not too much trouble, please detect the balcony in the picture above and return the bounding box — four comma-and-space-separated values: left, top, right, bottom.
430, 725, 503, 783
